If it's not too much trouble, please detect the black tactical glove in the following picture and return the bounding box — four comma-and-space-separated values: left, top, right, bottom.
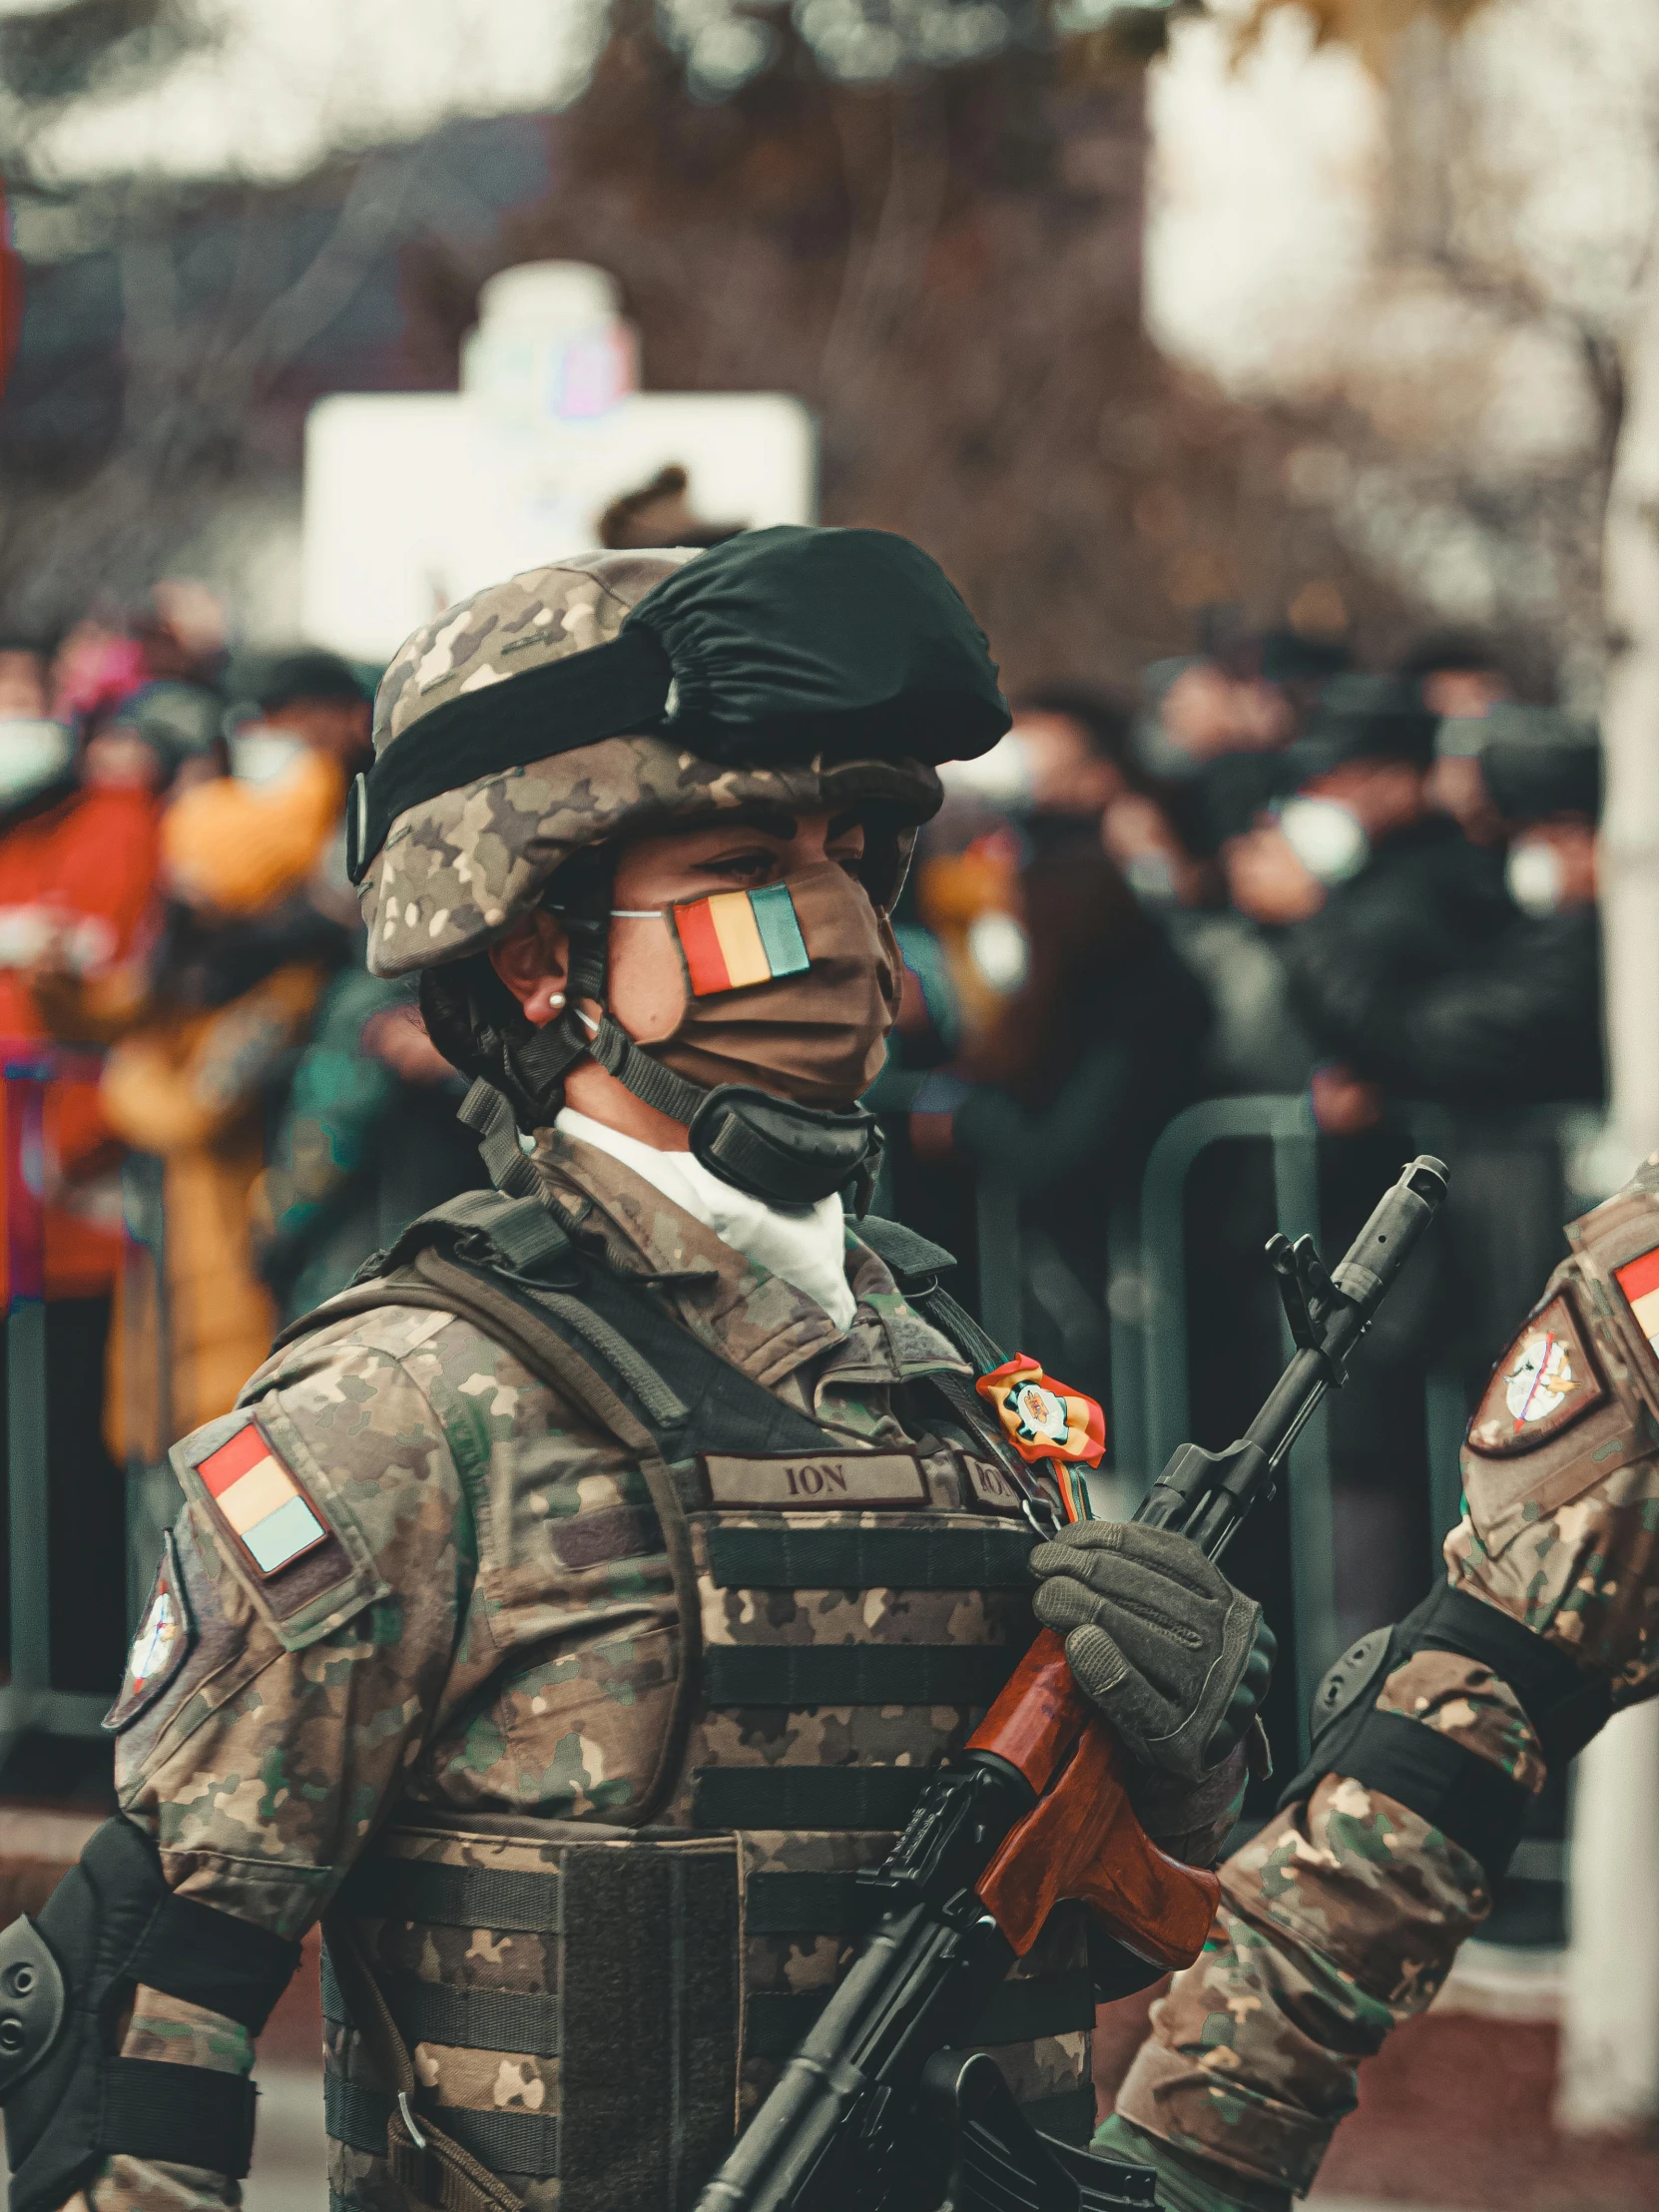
1030, 1521, 1275, 1782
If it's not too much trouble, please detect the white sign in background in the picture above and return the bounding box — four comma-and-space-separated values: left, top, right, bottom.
300, 264, 818, 665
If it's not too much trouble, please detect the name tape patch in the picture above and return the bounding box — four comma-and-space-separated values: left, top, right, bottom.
198, 1419, 329, 1575
703, 1451, 928, 1508
962, 1456, 1024, 1516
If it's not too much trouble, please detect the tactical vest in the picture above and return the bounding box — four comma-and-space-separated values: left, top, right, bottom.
292, 1191, 1096, 2212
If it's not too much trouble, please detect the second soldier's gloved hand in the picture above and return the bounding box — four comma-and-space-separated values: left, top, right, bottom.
1030, 1521, 1275, 1782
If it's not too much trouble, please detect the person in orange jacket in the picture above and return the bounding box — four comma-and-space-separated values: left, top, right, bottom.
36, 657, 366, 1611
0, 660, 197, 1693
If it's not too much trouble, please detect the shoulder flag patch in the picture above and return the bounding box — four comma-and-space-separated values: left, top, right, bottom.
198, 1419, 329, 1576
1616, 1245, 1659, 1361
1467, 1293, 1605, 1456
105, 1529, 195, 1731
672, 881, 811, 997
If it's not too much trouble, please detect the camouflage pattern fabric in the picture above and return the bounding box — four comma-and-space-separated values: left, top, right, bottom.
361, 551, 940, 978
92, 1130, 1091, 2212
1109, 1156, 1659, 2200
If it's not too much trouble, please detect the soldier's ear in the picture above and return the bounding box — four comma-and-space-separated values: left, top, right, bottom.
489, 908, 570, 1027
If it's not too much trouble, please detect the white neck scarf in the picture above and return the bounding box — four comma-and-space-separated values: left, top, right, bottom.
554, 1107, 856, 1331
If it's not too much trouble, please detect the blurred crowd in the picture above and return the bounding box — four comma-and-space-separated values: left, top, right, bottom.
891, 628, 1599, 1161
0, 587, 485, 1689
0, 590, 1603, 1689
873, 625, 1601, 1657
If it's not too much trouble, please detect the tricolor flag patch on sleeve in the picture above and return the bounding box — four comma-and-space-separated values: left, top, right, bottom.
198, 1419, 329, 1577
672, 881, 811, 997
1616, 1245, 1659, 1360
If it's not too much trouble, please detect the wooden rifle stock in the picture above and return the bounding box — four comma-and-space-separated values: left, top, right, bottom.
690, 1156, 1450, 2212
967, 1628, 1220, 1969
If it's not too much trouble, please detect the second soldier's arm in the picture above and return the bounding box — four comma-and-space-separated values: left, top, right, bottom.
1099, 1173, 1659, 2207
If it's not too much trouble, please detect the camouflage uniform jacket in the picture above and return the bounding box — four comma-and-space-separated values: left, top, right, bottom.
93, 1128, 1091, 2212
1110, 1156, 1659, 2197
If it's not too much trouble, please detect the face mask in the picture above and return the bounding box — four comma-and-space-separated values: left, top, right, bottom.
1507, 837, 1564, 917
0, 720, 74, 809
623, 859, 901, 1109
230, 730, 306, 786
938, 731, 1035, 812
1124, 851, 1179, 906
1277, 795, 1370, 885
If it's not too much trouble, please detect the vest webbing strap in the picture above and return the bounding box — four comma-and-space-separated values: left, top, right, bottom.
744, 1967, 1095, 2060
691, 1764, 931, 1831
706, 1523, 1038, 1590
745, 1870, 872, 1936
322, 1923, 523, 2212
326, 1841, 744, 2202
323, 1948, 560, 2058
704, 1642, 1023, 1708
337, 1859, 563, 1934
340, 1858, 885, 1941
326, 1949, 1095, 2072
327, 2075, 560, 2182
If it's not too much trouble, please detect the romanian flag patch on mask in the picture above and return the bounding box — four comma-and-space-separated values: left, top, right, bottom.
672, 881, 811, 997
197, 1418, 329, 1577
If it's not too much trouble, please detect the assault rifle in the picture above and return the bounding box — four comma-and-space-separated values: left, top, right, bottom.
696, 1152, 1450, 2212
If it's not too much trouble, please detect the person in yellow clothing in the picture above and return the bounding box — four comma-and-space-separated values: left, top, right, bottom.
33, 655, 367, 1563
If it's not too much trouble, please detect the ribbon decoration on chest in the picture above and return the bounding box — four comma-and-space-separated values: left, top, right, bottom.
974, 1355, 1106, 1526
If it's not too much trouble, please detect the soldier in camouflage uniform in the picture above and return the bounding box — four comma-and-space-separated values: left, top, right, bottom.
1098, 1153, 1659, 2209
0, 527, 1272, 2212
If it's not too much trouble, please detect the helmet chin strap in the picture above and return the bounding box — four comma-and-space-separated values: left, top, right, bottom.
481, 893, 883, 1212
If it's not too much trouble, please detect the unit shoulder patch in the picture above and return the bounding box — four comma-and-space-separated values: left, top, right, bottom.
1467, 1293, 1606, 1456
104, 1529, 195, 1732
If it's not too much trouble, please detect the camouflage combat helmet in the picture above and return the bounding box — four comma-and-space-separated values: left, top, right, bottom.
351, 527, 1008, 976
345, 524, 1010, 1203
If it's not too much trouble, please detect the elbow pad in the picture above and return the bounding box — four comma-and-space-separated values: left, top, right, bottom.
1279, 1581, 1611, 1890
0, 1816, 299, 2212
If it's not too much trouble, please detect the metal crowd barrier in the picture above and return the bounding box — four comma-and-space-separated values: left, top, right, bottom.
0, 1040, 112, 1773
969, 1091, 1586, 1947
1107, 1095, 1476, 1751
1127, 1096, 1339, 1757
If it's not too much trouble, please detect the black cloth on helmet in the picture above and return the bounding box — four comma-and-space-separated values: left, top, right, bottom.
347, 526, 1009, 880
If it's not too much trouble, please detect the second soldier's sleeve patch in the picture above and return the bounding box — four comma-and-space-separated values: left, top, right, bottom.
1467, 1293, 1605, 1456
